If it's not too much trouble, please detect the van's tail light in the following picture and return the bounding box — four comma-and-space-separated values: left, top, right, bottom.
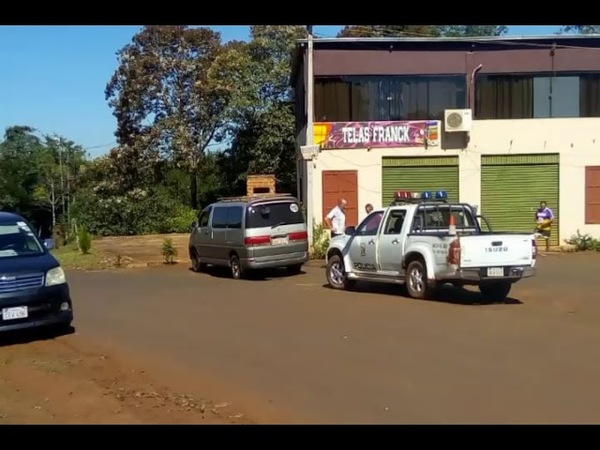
244, 236, 271, 247
289, 231, 308, 241
447, 238, 461, 266
532, 238, 537, 259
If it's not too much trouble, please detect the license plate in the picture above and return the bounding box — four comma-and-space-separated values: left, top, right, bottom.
487, 267, 504, 277
271, 237, 289, 246
2, 306, 28, 321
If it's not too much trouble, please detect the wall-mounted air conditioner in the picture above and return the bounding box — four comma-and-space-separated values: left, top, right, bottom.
444, 109, 473, 133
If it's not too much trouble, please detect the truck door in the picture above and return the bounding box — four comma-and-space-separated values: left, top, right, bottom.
348, 210, 384, 274
377, 208, 407, 273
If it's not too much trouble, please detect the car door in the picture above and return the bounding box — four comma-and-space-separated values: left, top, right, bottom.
209, 206, 229, 263
347, 210, 384, 274
377, 208, 408, 273
194, 206, 212, 259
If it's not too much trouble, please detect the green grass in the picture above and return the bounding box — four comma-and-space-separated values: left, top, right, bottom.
51, 242, 112, 271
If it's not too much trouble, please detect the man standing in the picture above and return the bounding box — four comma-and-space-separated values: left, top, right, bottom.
325, 198, 347, 238
535, 200, 554, 252
365, 203, 373, 214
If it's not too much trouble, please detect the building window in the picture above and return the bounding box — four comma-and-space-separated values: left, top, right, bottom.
314, 75, 467, 123
475, 72, 600, 119
585, 166, 600, 224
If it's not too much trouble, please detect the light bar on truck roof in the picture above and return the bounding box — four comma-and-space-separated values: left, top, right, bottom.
421, 190, 448, 200
394, 191, 421, 200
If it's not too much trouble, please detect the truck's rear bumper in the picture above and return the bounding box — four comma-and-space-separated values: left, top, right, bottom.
435, 266, 536, 285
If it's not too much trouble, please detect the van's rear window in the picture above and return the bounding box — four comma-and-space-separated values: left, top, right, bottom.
245, 202, 304, 229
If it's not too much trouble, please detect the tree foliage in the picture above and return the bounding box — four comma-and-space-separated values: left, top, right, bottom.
105, 25, 246, 208
220, 25, 306, 196
560, 25, 600, 34
337, 25, 508, 38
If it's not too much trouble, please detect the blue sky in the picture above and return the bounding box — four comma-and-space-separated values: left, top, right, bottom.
0, 25, 562, 157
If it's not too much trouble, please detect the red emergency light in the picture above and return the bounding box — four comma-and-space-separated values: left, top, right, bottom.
394, 191, 421, 200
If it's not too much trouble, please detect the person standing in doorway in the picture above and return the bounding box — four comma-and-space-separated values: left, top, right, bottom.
535, 200, 554, 252
325, 198, 347, 238
365, 203, 373, 214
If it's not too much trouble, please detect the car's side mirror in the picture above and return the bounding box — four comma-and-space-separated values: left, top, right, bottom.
44, 238, 55, 250
345, 226, 356, 236
191, 221, 198, 230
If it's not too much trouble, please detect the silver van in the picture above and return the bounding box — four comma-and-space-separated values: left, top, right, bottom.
189, 194, 309, 279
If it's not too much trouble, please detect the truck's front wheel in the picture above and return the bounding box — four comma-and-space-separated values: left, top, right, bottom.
405, 260, 435, 299
326, 254, 354, 290
479, 281, 512, 302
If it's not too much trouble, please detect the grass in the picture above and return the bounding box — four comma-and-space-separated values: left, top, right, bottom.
51, 242, 113, 271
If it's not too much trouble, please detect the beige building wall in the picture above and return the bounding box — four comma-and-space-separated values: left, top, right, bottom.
307, 118, 600, 244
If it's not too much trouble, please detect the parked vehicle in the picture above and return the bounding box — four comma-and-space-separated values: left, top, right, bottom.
0, 212, 74, 333
189, 193, 309, 279
325, 190, 537, 302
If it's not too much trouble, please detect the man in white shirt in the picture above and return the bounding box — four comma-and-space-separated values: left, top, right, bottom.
325, 198, 347, 237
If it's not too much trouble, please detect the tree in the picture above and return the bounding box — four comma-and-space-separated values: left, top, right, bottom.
36, 135, 87, 226
221, 25, 306, 195
105, 25, 243, 209
0, 126, 43, 214
559, 25, 600, 34
337, 25, 507, 38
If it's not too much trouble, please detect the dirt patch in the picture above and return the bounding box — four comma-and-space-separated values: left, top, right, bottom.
0, 332, 251, 424
94, 234, 189, 267
53, 234, 191, 271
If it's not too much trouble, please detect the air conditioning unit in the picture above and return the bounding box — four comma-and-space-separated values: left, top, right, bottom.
300, 145, 320, 160
444, 109, 473, 133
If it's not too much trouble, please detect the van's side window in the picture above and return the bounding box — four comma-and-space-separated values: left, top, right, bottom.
227, 206, 243, 229
199, 207, 211, 228
212, 207, 228, 229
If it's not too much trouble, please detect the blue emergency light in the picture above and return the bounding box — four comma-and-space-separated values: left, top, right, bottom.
421, 190, 448, 200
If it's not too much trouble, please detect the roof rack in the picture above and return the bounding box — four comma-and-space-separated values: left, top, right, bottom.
389, 198, 449, 207
217, 193, 295, 203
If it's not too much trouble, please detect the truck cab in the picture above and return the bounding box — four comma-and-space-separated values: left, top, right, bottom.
325, 190, 537, 302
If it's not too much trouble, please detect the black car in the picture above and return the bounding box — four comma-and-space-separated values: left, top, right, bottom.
0, 211, 73, 334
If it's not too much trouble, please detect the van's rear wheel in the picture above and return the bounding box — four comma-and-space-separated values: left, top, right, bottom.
287, 264, 302, 275
479, 281, 511, 302
230, 254, 243, 279
405, 260, 435, 299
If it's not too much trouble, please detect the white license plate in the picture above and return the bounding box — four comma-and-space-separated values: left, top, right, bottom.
2, 306, 28, 321
487, 267, 504, 277
271, 237, 289, 246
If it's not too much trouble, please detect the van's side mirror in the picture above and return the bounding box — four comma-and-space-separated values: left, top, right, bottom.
44, 238, 55, 250
191, 221, 198, 230
345, 226, 356, 236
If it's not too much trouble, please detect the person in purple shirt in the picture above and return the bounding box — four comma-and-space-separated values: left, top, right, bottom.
534, 200, 554, 252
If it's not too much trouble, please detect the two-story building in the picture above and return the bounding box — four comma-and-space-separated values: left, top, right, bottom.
291, 35, 600, 247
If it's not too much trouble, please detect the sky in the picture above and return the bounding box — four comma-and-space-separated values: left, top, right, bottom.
0, 25, 563, 157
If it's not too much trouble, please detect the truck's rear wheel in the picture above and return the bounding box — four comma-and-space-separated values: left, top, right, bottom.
326, 254, 354, 290
405, 260, 435, 299
479, 281, 512, 302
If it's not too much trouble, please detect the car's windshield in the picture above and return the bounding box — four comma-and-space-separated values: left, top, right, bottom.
0, 221, 45, 258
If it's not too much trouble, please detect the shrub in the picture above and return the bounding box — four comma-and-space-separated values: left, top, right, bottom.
78, 227, 92, 255
310, 220, 330, 260
161, 238, 178, 264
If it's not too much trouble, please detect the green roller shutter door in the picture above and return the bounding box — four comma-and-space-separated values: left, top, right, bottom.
381, 156, 460, 206
481, 154, 559, 247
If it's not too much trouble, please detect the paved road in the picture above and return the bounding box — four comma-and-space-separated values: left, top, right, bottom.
68, 253, 600, 424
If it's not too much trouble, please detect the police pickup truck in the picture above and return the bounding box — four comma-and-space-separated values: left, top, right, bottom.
325, 190, 537, 302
